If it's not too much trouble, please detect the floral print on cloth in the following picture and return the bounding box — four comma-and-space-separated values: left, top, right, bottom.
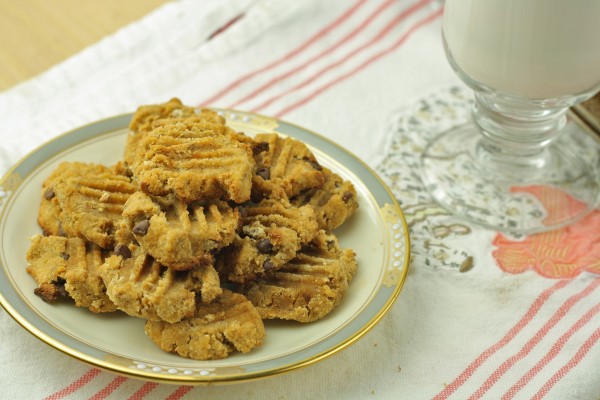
377, 85, 600, 278
493, 186, 600, 278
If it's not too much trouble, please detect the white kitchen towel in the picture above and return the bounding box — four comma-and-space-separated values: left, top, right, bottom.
1, 1, 599, 399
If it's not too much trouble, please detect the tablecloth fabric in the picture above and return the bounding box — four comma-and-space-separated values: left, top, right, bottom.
1, 0, 599, 399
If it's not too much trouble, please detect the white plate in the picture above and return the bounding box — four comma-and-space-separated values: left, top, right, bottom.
0, 109, 410, 384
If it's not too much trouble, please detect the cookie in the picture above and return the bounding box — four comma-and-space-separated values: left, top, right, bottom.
122, 191, 240, 270
144, 290, 265, 360
26, 235, 116, 313
50, 164, 137, 248
251, 133, 325, 200
217, 199, 319, 283
152, 116, 267, 155
38, 162, 122, 237
98, 245, 222, 323
132, 119, 255, 203
290, 167, 358, 231
123, 98, 199, 165
237, 231, 357, 322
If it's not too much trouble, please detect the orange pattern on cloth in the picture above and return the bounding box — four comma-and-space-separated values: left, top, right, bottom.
493, 185, 600, 279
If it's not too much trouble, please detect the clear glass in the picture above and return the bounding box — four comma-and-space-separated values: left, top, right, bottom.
421, 0, 600, 233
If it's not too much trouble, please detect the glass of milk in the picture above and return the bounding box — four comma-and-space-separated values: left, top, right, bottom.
421, 0, 600, 233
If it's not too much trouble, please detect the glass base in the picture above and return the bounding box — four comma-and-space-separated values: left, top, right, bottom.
420, 122, 600, 234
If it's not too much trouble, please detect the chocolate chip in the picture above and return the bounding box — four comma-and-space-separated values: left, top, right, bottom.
305, 158, 322, 171
56, 285, 69, 298
57, 224, 66, 237
253, 142, 269, 155
114, 244, 132, 259
44, 187, 55, 200
132, 220, 150, 236
256, 238, 273, 254
54, 278, 69, 298
342, 191, 353, 202
263, 260, 275, 271
34, 278, 70, 303
257, 167, 270, 180
60, 252, 70, 260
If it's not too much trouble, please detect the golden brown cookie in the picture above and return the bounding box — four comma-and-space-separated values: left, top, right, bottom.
52, 169, 137, 249
122, 191, 240, 270
290, 167, 358, 231
144, 290, 265, 360
38, 162, 123, 237
123, 98, 199, 165
132, 119, 255, 203
152, 116, 268, 156
216, 199, 319, 283
26, 235, 116, 313
98, 245, 222, 323
238, 231, 357, 322
251, 133, 325, 200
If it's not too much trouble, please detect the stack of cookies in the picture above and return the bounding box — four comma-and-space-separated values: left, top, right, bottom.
26, 98, 359, 360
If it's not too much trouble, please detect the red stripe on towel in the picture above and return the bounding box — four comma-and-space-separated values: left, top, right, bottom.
128, 382, 159, 400
468, 279, 600, 399
44, 368, 102, 400
532, 326, 600, 400
273, 6, 442, 118
88, 376, 128, 400
502, 299, 600, 399
165, 385, 194, 400
432, 279, 570, 400
227, 0, 397, 109
249, 0, 432, 114
199, 0, 368, 107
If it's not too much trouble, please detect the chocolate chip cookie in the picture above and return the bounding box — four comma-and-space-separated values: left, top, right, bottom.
122, 191, 240, 270
26, 235, 117, 313
144, 290, 265, 360
216, 199, 319, 283
237, 231, 357, 322
251, 133, 325, 200
123, 98, 199, 164
291, 167, 358, 231
98, 245, 222, 323
38, 161, 126, 237
47, 163, 137, 248
133, 118, 255, 203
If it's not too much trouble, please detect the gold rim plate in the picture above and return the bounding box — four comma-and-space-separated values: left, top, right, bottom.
0, 109, 410, 384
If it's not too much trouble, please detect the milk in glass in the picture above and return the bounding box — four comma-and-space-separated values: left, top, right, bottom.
443, 0, 600, 99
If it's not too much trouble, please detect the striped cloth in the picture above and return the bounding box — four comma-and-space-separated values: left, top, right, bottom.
1, 1, 599, 399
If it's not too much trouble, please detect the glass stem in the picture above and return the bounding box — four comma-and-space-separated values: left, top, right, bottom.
472, 92, 569, 173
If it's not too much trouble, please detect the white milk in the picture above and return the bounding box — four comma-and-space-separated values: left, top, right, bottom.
443, 0, 600, 99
